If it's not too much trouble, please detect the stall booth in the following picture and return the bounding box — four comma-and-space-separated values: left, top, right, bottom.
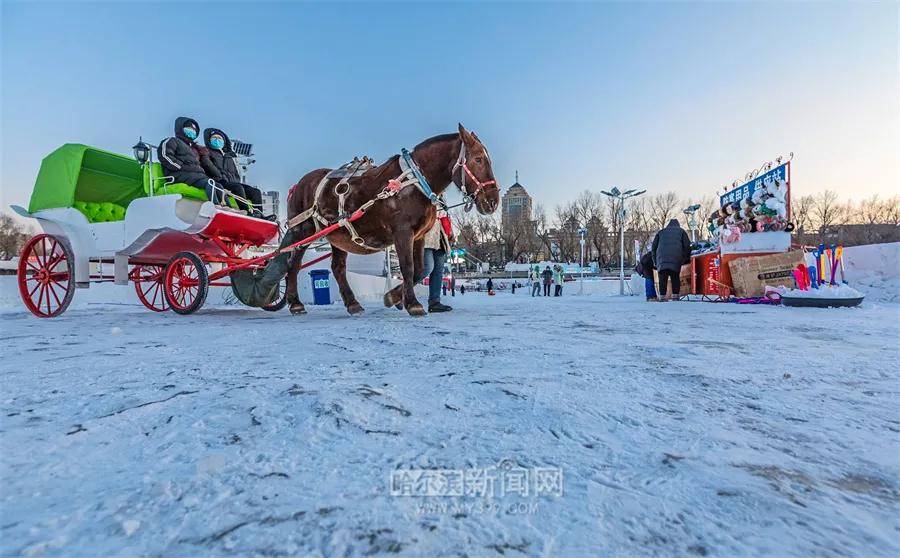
690, 160, 797, 299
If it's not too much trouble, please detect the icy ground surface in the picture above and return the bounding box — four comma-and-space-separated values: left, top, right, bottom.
2, 283, 899, 557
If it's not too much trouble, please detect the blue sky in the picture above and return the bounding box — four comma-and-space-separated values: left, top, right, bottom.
2, 1, 897, 214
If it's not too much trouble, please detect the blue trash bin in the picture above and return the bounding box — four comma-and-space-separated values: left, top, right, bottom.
309, 269, 332, 305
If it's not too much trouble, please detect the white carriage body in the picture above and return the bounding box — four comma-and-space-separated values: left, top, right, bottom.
12, 196, 279, 286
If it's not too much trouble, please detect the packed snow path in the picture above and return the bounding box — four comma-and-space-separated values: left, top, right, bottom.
2, 291, 899, 557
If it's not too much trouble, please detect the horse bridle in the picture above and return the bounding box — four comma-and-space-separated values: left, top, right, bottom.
451, 138, 498, 211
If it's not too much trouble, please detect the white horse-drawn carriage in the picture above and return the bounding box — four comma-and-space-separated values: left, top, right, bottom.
12, 143, 291, 317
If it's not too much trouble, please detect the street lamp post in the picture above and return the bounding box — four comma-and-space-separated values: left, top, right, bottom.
601, 187, 647, 295
578, 227, 586, 295
683, 204, 701, 243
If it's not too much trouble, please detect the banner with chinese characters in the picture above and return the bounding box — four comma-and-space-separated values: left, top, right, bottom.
720, 162, 790, 207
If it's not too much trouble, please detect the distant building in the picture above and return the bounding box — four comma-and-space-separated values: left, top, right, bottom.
501, 171, 533, 231
261, 190, 280, 218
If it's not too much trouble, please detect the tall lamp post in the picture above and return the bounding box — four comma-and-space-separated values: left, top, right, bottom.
683, 204, 701, 243
578, 227, 586, 295
601, 187, 646, 295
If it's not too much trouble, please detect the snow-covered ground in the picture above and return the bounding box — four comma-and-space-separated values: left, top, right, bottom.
2, 256, 899, 557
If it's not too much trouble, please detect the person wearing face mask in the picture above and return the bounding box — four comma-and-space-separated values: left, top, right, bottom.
200, 128, 272, 220
157, 117, 236, 207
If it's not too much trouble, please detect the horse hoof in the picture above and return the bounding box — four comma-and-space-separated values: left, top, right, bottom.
394, 303, 403, 310
383, 291, 402, 308
289, 304, 307, 315
406, 304, 426, 317
347, 303, 365, 315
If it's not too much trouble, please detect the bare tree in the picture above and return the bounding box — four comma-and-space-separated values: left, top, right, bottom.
552, 202, 581, 263
645, 191, 681, 232
697, 195, 720, 241
531, 205, 554, 261
884, 196, 900, 226
500, 214, 535, 263
0, 214, 30, 259
792, 194, 815, 235
811, 190, 847, 240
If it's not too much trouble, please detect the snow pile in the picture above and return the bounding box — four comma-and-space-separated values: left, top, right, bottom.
840, 242, 900, 303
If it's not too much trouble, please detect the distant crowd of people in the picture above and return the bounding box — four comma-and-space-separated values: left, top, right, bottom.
528, 264, 566, 297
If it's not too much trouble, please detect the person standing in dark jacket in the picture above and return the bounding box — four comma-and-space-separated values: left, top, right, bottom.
651, 219, 692, 300
541, 266, 553, 296
201, 128, 272, 219
157, 117, 240, 207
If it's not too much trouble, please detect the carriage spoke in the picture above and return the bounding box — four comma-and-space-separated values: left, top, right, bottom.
36, 285, 46, 313
152, 282, 165, 308
47, 282, 63, 307
38, 238, 50, 268
47, 239, 60, 268
45, 252, 64, 272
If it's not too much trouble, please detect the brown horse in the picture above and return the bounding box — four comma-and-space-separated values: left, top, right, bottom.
284, 124, 500, 316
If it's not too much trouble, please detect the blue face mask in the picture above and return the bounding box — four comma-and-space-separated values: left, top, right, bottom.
183, 127, 198, 140
210, 137, 225, 150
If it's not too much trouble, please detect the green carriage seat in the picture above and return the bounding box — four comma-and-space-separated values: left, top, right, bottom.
73, 201, 126, 223
143, 162, 240, 209
142, 162, 208, 201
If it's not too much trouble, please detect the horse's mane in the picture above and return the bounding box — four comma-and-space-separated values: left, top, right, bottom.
367, 133, 458, 178
413, 133, 458, 152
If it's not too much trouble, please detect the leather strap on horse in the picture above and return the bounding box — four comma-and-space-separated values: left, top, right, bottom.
285, 160, 417, 251
286, 157, 371, 231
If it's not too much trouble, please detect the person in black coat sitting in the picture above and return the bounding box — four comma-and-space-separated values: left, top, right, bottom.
201, 128, 272, 219
157, 117, 242, 207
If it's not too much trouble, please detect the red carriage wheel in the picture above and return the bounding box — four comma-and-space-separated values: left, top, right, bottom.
163, 252, 209, 315
17, 234, 76, 318
133, 265, 169, 312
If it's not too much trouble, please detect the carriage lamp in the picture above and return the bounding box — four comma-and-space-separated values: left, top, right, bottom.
132, 138, 151, 164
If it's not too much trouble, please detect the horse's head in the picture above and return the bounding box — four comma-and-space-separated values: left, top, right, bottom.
452, 124, 500, 215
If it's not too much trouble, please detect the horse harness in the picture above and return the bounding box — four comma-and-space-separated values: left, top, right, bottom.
286, 141, 493, 250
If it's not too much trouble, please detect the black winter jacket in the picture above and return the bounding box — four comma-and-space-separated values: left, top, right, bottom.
652, 219, 692, 272
202, 128, 242, 183
636, 251, 655, 279
158, 117, 206, 178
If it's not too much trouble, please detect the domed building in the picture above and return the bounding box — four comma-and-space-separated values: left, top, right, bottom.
501, 171, 533, 232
